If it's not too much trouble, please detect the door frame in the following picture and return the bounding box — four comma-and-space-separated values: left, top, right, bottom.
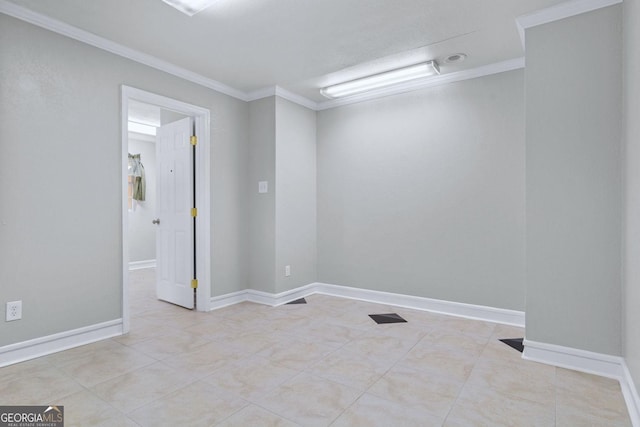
121, 85, 211, 332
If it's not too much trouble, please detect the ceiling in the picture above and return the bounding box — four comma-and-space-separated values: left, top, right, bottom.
7, 0, 566, 103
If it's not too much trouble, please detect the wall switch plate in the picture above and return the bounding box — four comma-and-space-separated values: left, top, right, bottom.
6, 301, 22, 321
258, 181, 268, 194
285, 265, 291, 277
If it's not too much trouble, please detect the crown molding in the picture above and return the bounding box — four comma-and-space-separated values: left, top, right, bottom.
315, 57, 525, 111
0, 0, 247, 101
246, 86, 319, 110
516, 0, 622, 48
246, 86, 277, 102
274, 86, 318, 110
5, 0, 601, 113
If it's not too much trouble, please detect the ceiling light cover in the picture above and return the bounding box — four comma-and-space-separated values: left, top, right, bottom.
162, 0, 218, 16
320, 60, 440, 99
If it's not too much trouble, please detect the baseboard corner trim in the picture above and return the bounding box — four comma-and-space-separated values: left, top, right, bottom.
621, 361, 640, 427
522, 339, 624, 379
523, 339, 640, 426
128, 259, 156, 270
0, 319, 123, 367
209, 282, 524, 326
247, 284, 317, 307
209, 290, 248, 311
315, 282, 525, 327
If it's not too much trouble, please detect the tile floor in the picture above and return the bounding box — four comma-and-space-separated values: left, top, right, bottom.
0, 268, 632, 426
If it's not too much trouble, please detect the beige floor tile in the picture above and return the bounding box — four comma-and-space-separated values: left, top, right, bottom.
201, 354, 298, 400
3, 270, 631, 427
0, 357, 53, 383
465, 356, 556, 406
339, 332, 416, 364
56, 342, 156, 387
306, 347, 391, 390
556, 368, 631, 425
43, 339, 124, 367
225, 329, 292, 354
444, 384, 555, 427
557, 367, 622, 391
288, 320, 367, 347
129, 328, 212, 360
112, 316, 178, 345
184, 317, 245, 341
90, 362, 195, 413
368, 364, 464, 418
399, 344, 478, 382
54, 389, 127, 427
479, 335, 525, 363
556, 406, 632, 427
366, 320, 430, 343
257, 336, 336, 370
255, 373, 362, 426
437, 316, 497, 338
216, 404, 299, 427
210, 302, 279, 327
137, 307, 206, 330
0, 366, 83, 405
419, 328, 490, 357
161, 340, 247, 380
331, 393, 443, 426
91, 415, 141, 427
129, 381, 247, 427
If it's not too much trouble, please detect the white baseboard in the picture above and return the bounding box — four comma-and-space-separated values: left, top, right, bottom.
247, 284, 317, 307
315, 282, 525, 327
209, 290, 251, 310
0, 319, 123, 367
523, 339, 640, 426
128, 259, 156, 270
523, 339, 625, 379
209, 281, 525, 327
209, 284, 317, 310
621, 362, 640, 427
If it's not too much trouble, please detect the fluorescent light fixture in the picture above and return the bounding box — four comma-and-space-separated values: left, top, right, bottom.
320, 60, 440, 99
162, 0, 218, 16
128, 121, 157, 136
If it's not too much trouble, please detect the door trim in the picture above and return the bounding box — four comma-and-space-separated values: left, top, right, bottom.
121, 85, 211, 333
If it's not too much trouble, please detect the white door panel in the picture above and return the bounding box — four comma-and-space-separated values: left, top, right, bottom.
155, 117, 194, 309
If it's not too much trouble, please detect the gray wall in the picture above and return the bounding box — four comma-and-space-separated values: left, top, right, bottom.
275, 97, 317, 293
0, 15, 249, 346
316, 70, 526, 310
624, 0, 640, 395
248, 97, 317, 294
248, 97, 277, 293
525, 5, 622, 355
128, 135, 156, 263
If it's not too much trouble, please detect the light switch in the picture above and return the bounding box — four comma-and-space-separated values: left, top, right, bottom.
258, 181, 268, 194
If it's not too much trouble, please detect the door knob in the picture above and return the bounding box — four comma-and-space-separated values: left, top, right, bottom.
152, 218, 160, 225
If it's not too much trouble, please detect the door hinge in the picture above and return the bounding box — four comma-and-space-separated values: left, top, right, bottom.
191, 279, 198, 289
191, 207, 197, 217
190, 136, 198, 146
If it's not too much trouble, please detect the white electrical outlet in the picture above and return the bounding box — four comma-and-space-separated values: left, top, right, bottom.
6, 301, 22, 321
285, 265, 291, 277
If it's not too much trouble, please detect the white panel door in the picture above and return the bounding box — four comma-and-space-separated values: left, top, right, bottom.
155, 117, 194, 309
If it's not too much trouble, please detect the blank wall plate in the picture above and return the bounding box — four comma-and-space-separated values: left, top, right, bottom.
6, 301, 22, 321
285, 265, 291, 277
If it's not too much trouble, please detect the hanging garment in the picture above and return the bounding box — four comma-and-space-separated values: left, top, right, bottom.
128, 153, 146, 201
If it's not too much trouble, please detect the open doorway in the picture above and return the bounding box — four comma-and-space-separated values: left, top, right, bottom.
121, 86, 211, 333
